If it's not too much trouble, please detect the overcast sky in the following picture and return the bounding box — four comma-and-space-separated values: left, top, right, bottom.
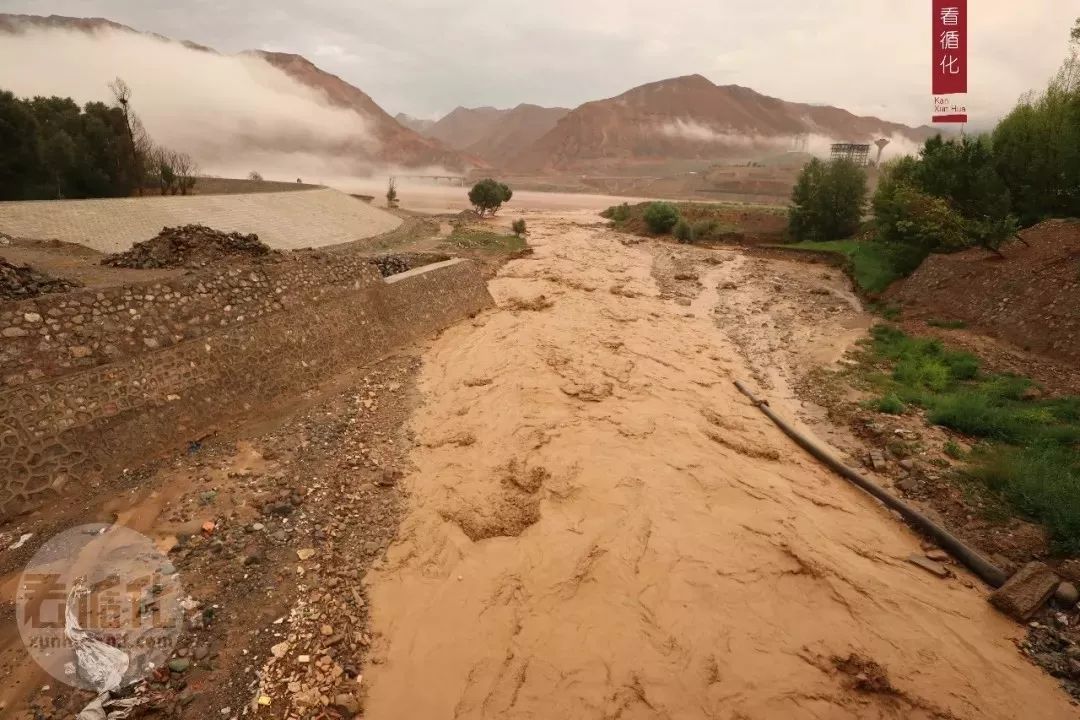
1, 1, 1075, 127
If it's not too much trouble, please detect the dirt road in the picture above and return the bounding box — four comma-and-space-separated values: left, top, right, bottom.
362, 215, 1074, 719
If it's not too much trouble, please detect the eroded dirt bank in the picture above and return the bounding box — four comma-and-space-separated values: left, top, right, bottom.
362, 216, 1075, 719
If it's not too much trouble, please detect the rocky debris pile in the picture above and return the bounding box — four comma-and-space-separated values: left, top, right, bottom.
107, 359, 412, 720
102, 224, 279, 269
369, 252, 451, 278
1020, 608, 1080, 700
373, 255, 411, 276
0, 257, 80, 299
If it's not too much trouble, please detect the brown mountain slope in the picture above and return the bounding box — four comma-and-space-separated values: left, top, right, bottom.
0, 13, 213, 51
463, 104, 570, 168
0, 13, 467, 171
420, 104, 569, 167
395, 113, 436, 135
511, 74, 937, 171
427, 107, 509, 150
252, 51, 465, 170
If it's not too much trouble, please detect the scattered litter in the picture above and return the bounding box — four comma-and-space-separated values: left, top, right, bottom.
65, 581, 129, 692
76, 691, 144, 720
9, 533, 33, 550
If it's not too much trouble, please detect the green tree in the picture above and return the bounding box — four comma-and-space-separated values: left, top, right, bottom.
511, 218, 527, 236
0, 87, 192, 200
874, 185, 967, 254
914, 135, 1012, 227
993, 56, 1080, 223
469, 178, 513, 216
643, 202, 679, 234
0, 91, 41, 200
41, 130, 76, 198
788, 158, 868, 241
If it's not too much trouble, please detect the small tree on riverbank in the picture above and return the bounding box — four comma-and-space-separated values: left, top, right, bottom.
469, 178, 512, 216
788, 158, 868, 241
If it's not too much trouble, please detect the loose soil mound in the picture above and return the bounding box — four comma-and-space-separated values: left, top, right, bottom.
889, 219, 1080, 362
0, 257, 80, 299
102, 224, 279, 269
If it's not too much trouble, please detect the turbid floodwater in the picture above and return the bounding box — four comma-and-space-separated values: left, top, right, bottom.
339, 179, 658, 215
361, 215, 1076, 719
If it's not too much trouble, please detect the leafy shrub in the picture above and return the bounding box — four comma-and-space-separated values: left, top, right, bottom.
691, 219, 719, 240
511, 218, 527, 236
603, 202, 631, 222
875, 394, 906, 414
873, 184, 968, 255
673, 219, 693, 243
469, 178, 513, 216
643, 202, 679, 234
788, 158, 868, 241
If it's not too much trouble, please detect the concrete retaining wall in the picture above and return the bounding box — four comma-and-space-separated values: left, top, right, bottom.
0, 188, 402, 252
0, 257, 492, 519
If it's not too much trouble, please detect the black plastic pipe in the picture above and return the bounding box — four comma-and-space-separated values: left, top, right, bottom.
733, 379, 1009, 588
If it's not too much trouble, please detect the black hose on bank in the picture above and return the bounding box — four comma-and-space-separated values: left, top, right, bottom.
733, 379, 1009, 588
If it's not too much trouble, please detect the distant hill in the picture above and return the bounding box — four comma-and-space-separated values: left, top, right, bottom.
0, 13, 469, 171
395, 113, 436, 135
462, 105, 570, 168
426, 106, 508, 151
418, 105, 569, 168
509, 74, 937, 171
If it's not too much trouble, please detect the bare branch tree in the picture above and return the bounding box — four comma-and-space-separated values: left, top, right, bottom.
152, 146, 177, 196
109, 77, 143, 195
173, 152, 199, 195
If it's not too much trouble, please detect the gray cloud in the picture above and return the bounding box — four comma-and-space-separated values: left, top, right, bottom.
0, 0, 1075, 127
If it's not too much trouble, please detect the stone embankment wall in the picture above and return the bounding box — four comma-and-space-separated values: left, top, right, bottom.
0, 257, 492, 519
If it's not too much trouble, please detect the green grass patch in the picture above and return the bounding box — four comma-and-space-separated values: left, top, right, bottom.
927, 318, 968, 329
874, 394, 906, 414
780, 239, 913, 294
943, 440, 965, 459
445, 227, 527, 254
859, 324, 1080, 552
